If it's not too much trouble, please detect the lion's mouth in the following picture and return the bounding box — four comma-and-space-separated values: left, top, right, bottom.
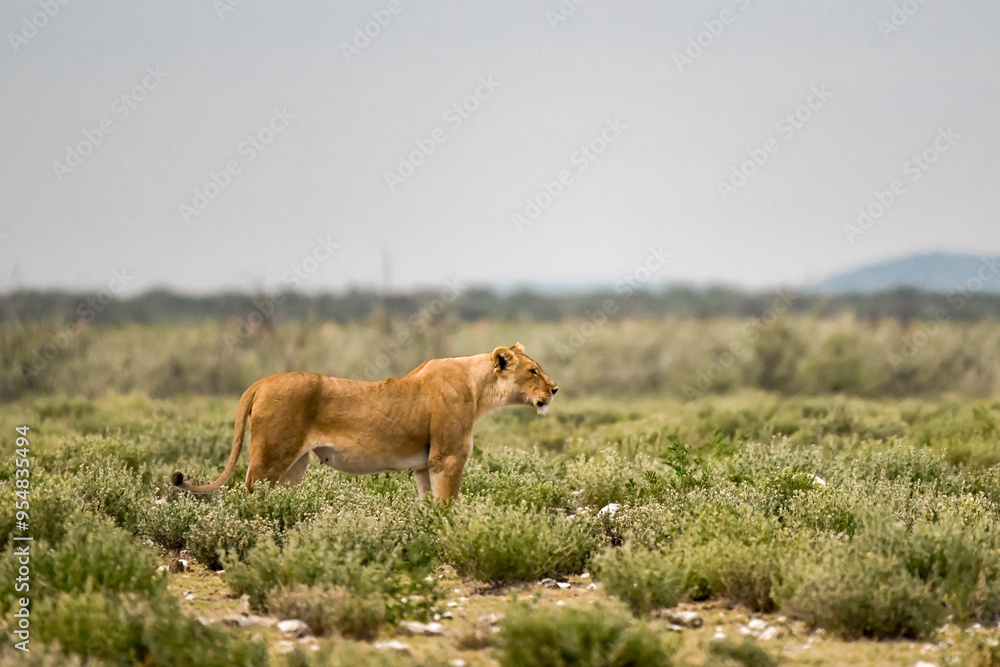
535, 399, 550, 416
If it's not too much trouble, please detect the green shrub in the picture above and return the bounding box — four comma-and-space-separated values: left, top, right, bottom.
186, 505, 277, 569
591, 546, 684, 616
439, 499, 600, 586
76, 461, 151, 534
0, 514, 164, 613
597, 502, 685, 550
267, 583, 386, 640
223, 503, 442, 623
142, 492, 203, 551
0, 476, 78, 549
460, 448, 572, 510
779, 545, 946, 639
565, 453, 673, 509
668, 505, 788, 611
34, 591, 267, 667
496, 603, 677, 667
707, 638, 777, 667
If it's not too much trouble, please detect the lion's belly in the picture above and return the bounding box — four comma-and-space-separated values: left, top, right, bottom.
310, 442, 429, 475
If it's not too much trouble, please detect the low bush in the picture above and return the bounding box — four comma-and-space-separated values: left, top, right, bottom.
267, 583, 386, 640
707, 638, 777, 667
460, 448, 572, 510
779, 544, 946, 639
34, 590, 267, 667
496, 603, 677, 667
186, 506, 277, 569
439, 499, 601, 586
596, 502, 685, 549
0, 514, 164, 613
591, 546, 684, 616
223, 502, 442, 623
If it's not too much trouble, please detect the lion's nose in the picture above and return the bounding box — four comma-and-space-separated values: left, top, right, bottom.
551, 387, 558, 395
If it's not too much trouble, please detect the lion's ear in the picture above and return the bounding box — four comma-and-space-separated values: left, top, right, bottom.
492, 346, 514, 373
511, 342, 525, 354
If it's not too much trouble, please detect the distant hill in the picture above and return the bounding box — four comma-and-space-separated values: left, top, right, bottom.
810, 252, 1000, 294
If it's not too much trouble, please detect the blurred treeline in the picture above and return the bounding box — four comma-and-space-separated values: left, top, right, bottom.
1, 286, 998, 402
4, 285, 1000, 323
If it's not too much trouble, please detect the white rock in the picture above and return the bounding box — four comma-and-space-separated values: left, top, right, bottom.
557, 582, 571, 589
713, 629, 726, 641
807, 473, 826, 486
597, 503, 621, 517
759, 627, 780, 641
540, 578, 558, 588
913, 662, 939, 667
478, 613, 503, 626
197, 617, 214, 625
240, 594, 251, 612
277, 619, 311, 638
374, 640, 412, 655
665, 623, 684, 632
586, 583, 598, 591
275, 640, 296, 654
447, 601, 460, 608
397, 620, 445, 637
157, 565, 169, 572
739, 626, 754, 636
660, 610, 703, 628
183, 592, 196, 601
580, 572, 591, 578
441, 611, 454, 620
747, 618, 768, 631
555, 600, 565, 606
449, 660, 468, 667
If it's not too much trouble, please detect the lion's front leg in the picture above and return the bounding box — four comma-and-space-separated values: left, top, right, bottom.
427, 432, 472, 505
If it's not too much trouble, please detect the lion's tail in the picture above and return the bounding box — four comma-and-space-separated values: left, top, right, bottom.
170, 380, 260, 494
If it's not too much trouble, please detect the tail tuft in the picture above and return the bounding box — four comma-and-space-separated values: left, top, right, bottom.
170, 472, 185, 487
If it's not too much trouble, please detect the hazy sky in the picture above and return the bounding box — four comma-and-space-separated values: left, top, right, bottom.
1, 0, 998, 295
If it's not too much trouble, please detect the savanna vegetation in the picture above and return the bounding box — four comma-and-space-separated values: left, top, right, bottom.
1, 289, 1000, 665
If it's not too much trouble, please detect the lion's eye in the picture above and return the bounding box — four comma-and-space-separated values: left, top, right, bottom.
530, 369, 538, 375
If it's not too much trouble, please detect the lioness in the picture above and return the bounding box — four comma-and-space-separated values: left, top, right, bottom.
171, 343, 557, 504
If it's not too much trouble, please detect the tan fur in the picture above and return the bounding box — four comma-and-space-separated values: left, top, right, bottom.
170, 343, 557, 504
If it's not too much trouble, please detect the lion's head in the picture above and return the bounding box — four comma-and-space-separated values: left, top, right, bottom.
491, 342, 559, 415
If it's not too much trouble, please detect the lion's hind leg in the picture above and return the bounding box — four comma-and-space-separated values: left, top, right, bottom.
278, 452, 311, 485
245, 423, 311, 491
